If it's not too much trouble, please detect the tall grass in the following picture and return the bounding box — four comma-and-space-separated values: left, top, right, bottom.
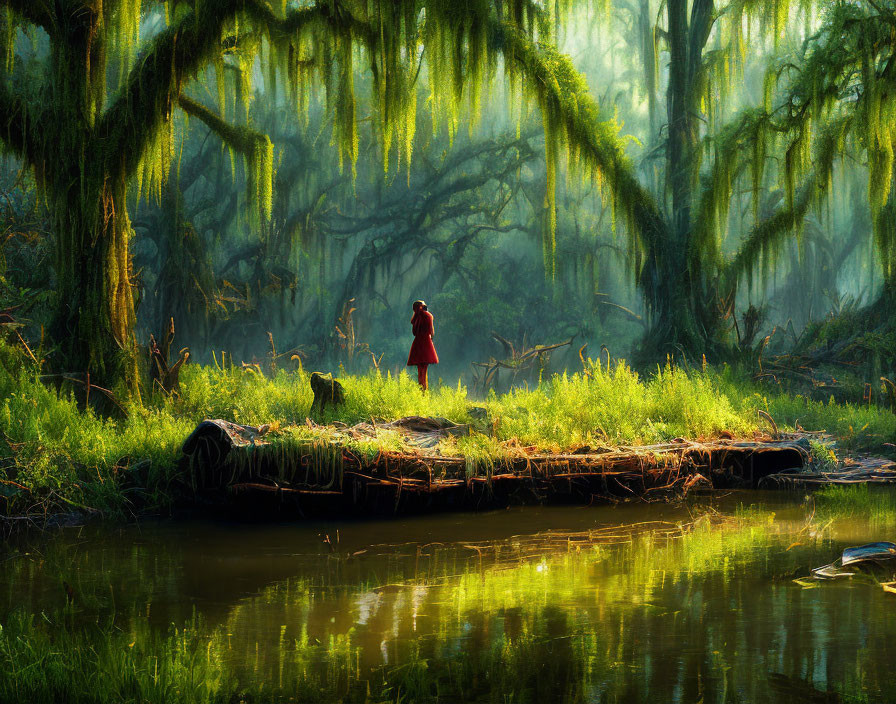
489, 361, 754, 448
1, 338, 893, 519
0, 612, 231, 704
0, 343, 192, 517
713, 365, 896, 452
813, 484, 896, 528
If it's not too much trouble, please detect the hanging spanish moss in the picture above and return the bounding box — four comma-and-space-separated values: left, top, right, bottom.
0, 0, 895, 392
0, 0, 630, 388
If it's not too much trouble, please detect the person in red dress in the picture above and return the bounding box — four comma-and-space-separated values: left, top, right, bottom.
407, 300, 438, 391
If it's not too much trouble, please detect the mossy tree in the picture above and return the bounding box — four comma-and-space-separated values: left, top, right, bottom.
5, 0, 887, 387
715, 2, 896, 320
549, 0, 896, 360
0, 0, 289, 390
594, 0, 820, 356
0, 0, 624, 390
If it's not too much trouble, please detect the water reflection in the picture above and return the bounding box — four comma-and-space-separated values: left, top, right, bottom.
3, 495, 896, 702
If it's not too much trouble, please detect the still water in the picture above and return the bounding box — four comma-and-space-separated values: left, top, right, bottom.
3, 492, 896, 702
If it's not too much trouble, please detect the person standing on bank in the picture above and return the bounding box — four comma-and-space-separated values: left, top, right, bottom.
407, 300, 438, 391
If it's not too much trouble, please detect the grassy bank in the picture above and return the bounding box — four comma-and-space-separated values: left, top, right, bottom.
0, 340, 893, 519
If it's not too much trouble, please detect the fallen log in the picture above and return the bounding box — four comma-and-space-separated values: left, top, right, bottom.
760, 455, 896, 488
179, 418, 817, 517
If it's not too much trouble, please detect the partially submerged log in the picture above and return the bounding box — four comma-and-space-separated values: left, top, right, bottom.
761, 454, 896, 487
181, 419, 271, 491
180, 418, 813, 518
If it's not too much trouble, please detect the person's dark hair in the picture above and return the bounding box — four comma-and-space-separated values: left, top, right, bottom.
413, 299, 427, 311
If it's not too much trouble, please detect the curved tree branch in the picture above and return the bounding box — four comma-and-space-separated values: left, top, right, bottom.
724, 176, 816, 287
95, 0, 322, 175
496, 21, 669, 261
177, 94, 266, 155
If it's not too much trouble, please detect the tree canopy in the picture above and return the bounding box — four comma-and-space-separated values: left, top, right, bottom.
0, 0, 894, 387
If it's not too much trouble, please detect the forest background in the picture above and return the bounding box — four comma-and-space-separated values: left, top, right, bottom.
0, 0, 892, 396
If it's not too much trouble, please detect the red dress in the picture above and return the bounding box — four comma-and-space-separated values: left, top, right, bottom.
407, 310, 439, 366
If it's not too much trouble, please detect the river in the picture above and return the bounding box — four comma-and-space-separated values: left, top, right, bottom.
2, 491, 895, 702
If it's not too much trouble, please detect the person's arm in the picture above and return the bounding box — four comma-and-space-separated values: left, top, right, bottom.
428, 312, 435, 339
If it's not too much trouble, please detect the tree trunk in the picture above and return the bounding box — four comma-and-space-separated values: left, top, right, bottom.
49, 176, 138, 391
666, 0, 694, 245
641, 0, 716, 360
40, 5, 139, 392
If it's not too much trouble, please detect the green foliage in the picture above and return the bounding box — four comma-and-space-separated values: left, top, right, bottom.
488, 361, 754, 448
173, 364, 314, 426
324, 371, 472, 425
809, 439, 838, 471
723, 2, 896, 292
2, 331, 894, 519
500, 24, 664, 284
0, 348, 191, 517
768, 395, 894, 452
0, 612, 231, 704
715, 372, 896, 453
798, 297, 896, 374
